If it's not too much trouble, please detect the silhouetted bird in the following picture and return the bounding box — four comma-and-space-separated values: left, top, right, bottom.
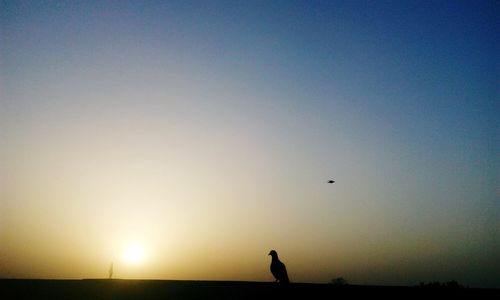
328, 180, 335, 184
268, 250, 290, 283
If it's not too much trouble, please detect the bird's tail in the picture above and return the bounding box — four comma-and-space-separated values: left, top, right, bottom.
282, 275, 290, 284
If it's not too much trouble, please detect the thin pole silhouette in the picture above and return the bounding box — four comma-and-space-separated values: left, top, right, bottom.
109, 262, 113, 279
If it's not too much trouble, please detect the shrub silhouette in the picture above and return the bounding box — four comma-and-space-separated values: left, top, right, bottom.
331, 277, 348, 286
417, 280, 463, 289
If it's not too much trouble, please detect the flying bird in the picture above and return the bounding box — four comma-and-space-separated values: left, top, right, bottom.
328, 180, 335, 184
268, 250, 290, 284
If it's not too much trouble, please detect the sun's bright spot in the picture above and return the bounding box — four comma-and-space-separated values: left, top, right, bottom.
123, 244, 145, 264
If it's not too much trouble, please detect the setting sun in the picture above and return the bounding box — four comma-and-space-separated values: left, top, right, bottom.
123, 244, 145, 265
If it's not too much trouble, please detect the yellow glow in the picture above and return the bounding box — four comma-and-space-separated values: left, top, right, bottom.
123, 244, 145, 265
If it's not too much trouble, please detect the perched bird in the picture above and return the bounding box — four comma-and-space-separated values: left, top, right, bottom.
268, 250, 290, 283
328, 180, 335, 184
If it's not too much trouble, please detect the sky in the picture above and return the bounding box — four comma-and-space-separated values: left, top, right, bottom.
0, 0, 498, 288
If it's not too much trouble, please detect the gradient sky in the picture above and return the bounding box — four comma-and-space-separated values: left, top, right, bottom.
1, 0, 498, 288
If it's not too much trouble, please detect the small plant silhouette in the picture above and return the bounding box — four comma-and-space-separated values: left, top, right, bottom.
417, 280, 463, 289
331, 277, 348, 286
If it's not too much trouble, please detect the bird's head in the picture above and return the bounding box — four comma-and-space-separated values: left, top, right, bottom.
268, 250, 278, 257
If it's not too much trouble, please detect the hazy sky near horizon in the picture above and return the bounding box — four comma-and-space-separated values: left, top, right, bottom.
1, 0, 498, 287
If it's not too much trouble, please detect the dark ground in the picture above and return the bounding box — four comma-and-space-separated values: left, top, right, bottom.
0, 279, 497, 299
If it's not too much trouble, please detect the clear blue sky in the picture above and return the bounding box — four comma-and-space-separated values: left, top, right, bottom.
1, 0, 498, 287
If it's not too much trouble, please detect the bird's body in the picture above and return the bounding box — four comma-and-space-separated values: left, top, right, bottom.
328, 180, 335, 184
268, 250, 290, 283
